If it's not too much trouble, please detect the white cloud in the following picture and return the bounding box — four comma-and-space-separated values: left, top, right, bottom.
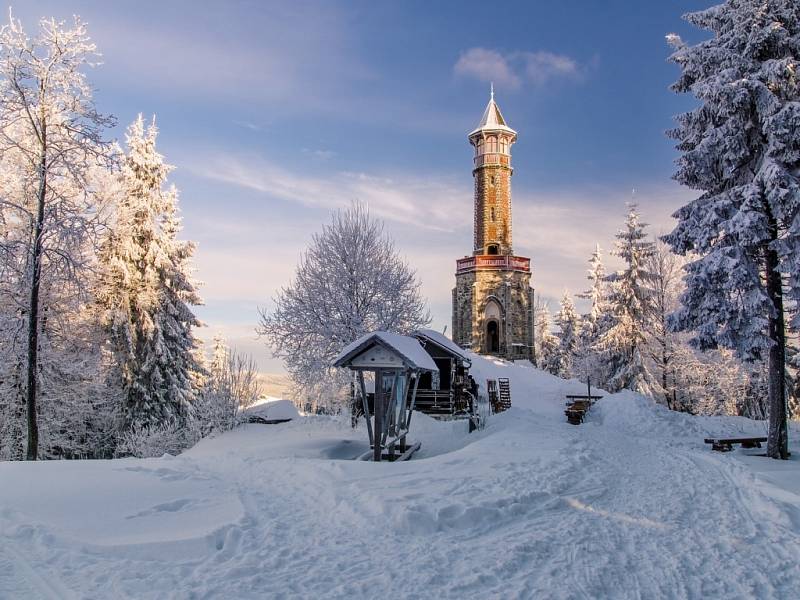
519, 51, 580, 85
454, 47, 583, 89
454, 48, 521, 89
190, 154, 471, 232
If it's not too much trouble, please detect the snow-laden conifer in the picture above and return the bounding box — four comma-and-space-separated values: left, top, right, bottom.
577, 244, 611, 386
601, 205, 655, 394
98, 116, 202, 433
534, 301, 560, 376
664, 0, 800, 458
554, 291, 581, 379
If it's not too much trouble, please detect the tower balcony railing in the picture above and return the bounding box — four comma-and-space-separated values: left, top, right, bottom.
473, 153, 511, 168
456, 255, 530, 274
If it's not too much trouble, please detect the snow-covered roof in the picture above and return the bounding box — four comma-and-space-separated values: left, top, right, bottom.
469, 90, 517, 138
414, 329, 472, 365
333, 331, 439, 372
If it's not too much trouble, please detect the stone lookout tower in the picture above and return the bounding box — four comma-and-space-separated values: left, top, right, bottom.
451, 88, 534, 361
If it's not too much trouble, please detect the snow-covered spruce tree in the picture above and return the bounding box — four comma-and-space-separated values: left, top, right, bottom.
577, 244, 611, 387
600, 205, 656, 394
258, 202, 430, 412
554, 291, 581, 379
97, 116, 202, 437
533, 300, 560, 375
664, 1, 800, 458
0, 14, 115, 459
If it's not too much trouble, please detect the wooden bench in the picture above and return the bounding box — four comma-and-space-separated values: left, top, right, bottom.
564, 400, 592, 425
565, 394, 603, 402
564, 394, 603, 425
704, 437, 767, 452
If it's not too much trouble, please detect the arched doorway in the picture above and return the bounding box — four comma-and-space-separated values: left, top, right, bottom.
483, 298, 503, 354
486, 320, 499, 353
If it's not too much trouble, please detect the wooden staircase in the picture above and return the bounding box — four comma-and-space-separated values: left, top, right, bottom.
486, 378, 511, 414
497, 378, 511, 412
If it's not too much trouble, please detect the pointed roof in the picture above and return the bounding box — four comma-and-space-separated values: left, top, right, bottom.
469, 85, 516, 138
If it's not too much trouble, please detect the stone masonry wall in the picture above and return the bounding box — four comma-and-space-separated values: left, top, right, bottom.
452, 268, 533, 361
473, 164, 513, 256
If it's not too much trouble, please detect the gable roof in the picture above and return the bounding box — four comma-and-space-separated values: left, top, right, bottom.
332, 331, 438, 372
413, 329, 472, 365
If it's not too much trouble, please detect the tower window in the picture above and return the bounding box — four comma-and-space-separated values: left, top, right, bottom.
490, 207, 495, 222
490, 175, 496, 186
500, 138, 508, 154
487, 244, 499, 255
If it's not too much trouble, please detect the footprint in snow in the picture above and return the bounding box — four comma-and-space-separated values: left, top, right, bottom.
125, 498, 197, 519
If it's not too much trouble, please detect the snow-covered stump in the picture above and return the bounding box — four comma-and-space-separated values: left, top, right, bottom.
333, 332, 438, 462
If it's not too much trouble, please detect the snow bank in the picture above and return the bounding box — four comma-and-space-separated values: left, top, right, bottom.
243, 398, 300, 421
2, 356, 800, 598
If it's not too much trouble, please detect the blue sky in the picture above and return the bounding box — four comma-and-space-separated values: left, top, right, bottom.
16, 0, 711, 373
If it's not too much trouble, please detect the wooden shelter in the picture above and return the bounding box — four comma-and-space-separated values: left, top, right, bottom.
333, 331, 438, 462
411, 329, 475, 419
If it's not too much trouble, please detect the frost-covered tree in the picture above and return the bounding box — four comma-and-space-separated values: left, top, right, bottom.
577, 244, 611, 387
0, 14, 115, 459
601, 205, 655, 394
191, 335, 262, 440
644, 240, 686, 408
554, 291, 581, 379
97, 116, 202, 433
664, 1, 800, 458
258, 203, 430, 411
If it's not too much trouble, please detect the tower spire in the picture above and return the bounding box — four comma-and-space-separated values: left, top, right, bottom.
490, 82, 494, 101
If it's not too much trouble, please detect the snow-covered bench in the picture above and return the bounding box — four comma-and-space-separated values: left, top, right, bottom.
564, 394, 602, 425
703, 437, 767, 452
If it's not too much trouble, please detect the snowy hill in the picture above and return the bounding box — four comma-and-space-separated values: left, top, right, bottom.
1, 355, 799, 598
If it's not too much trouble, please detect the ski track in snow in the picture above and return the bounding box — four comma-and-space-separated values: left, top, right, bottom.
1, 361, 799, 599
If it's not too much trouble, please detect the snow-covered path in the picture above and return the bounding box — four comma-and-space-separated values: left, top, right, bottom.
1, 362, 799, 599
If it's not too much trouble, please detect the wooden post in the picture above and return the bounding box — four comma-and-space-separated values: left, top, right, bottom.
587, 376, 591, 401
374, 369, 383, 462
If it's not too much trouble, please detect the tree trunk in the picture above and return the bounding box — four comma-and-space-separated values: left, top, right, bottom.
765, 243, 789, 460
25, 148, 47, 460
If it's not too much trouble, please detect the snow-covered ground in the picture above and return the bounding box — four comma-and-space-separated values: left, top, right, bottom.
2, 355, 799, 599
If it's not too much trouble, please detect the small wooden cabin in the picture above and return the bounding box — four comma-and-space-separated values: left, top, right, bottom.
411, 329, 474, 418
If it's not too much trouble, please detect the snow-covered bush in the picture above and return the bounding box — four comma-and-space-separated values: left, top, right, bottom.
115, 419, 190, 458
193, 336, 262, 438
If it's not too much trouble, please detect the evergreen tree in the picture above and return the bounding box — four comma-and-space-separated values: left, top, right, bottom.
554, 291, 581, 379
98, 116, 202, 432
664, 1, 800, 458
534, 302, 560, 376
601, 205, 655, 394
577, 244, 611, 387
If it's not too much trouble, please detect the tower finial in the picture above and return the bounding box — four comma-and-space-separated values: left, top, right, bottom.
490, 82, 494, 101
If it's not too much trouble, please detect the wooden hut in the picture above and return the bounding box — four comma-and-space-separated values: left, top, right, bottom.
411, 329, 475, 419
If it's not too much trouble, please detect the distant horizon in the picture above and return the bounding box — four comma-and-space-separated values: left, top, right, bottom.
15, 0, 711, 375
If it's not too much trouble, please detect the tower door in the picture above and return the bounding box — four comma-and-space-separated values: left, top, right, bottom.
487, 320, 499, 353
